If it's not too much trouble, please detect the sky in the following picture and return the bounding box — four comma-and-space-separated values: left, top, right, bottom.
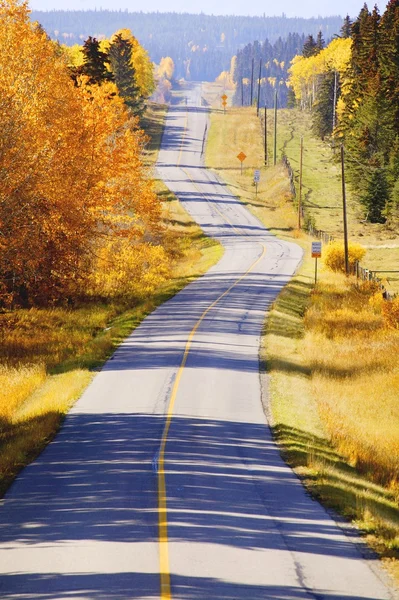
29, 0, 385, 19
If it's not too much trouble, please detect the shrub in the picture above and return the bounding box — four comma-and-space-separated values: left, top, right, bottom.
382, 297, 399, 329
323, 241, 366, 273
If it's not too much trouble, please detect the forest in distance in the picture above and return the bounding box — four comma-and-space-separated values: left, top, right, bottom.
30, 10, 343, 81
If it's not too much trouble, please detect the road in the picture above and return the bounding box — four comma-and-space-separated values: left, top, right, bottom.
0, 83, 395, 600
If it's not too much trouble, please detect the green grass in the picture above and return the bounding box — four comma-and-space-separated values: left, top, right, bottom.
274, 108, 399, 293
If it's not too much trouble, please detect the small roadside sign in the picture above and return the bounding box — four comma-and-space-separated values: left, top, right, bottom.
237, 151, 247, 174
312, 241, 322, 258
312, 241, 322, 284
221, 94, 228, 101
254, 170, 261, 197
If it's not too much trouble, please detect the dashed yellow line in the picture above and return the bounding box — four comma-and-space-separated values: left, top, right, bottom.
158, 103, 266, 599
177, 110, 189, 167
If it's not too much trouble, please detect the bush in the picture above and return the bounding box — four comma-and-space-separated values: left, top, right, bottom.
323, 241, 366, 273
382, 297, 399, 329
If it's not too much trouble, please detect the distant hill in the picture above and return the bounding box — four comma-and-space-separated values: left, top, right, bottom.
30, 10, 343, 81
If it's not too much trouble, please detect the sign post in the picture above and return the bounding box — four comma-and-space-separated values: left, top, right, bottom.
221, 94, 228, 114
254, 169, 260, 197
312, 241, 322, 284
237, 151, 247, 175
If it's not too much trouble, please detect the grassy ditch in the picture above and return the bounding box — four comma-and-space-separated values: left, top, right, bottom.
205, 95, 399, 584
0, 101, 223, 497
273, 108, 399, 294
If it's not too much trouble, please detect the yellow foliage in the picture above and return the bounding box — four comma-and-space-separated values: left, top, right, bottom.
215, 70, 234, 89
102, 29, 155, 98
289, 38, 352, 109
157, 56, 175, 81
382, 297, 399, 329
323, 241, 366, 272
89, 240, 171, 298
62, 43, 84, 67
0, 1, 161, 306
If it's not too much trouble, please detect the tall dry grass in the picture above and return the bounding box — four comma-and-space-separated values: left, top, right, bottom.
305, 273, 399, 493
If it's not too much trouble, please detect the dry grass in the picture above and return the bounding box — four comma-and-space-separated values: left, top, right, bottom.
206, 106, 300, 241
204, 88, 399, 581
305, 273, 399, 492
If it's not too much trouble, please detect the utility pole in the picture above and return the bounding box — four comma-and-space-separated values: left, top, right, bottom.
273, 90, 277, 166
264, 105, 268, 166
256, 58, 262, 116
298, 136, 303, 230
250, 58, 254, 106
241, 78, 244, 106
341, 144, 349, 275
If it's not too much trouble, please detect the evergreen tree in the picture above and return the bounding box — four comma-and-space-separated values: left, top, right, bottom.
81, 36, 113, 85
302, 34, 318, 57
379, 0, 399, 131
312, 71, 340, 139
316, 30, 325, 51
109, 34, 144, 116
340, 15, 353, 38
361, 166, 389, 223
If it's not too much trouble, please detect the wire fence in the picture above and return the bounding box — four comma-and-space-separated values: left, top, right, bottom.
263, 120, 398, 298
307, 224, 398, 298
281, 154, 296, 198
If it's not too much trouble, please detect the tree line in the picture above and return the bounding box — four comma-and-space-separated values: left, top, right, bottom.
0, 0, 169, 307
230, 34, 308, 109
30, 10, 343, 82
289, 4, 399, 224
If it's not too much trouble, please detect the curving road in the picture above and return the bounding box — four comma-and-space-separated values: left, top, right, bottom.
0, 83, 395, 600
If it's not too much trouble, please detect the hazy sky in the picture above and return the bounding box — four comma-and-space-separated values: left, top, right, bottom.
29, 0, 385, 19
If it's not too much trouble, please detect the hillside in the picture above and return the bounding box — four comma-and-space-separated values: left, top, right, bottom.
30, 10, 343, 81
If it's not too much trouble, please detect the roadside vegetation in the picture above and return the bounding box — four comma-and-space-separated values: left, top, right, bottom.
205, 88, 399, 582
0, 65, 221, 500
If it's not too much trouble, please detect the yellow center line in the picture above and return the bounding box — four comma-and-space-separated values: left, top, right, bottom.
158, 102, 267, 599
158, 243, 267, 599
177, 110, 189, 167
181, 167, 241, 236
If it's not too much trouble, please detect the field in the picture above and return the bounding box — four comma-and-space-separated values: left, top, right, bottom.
205, 96, 399, 581
0, 102, 223, 497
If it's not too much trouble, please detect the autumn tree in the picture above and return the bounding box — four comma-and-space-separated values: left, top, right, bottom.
0, 0, 163, 306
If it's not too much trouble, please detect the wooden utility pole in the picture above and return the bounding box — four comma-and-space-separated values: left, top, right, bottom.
241, 78, 244, 106
264, 105, 268, 166
273, 90, 278, 166
250, 58, 254, 106
298, 136, 303, 230
341, 144, 349, 275
257, 58, 262, 116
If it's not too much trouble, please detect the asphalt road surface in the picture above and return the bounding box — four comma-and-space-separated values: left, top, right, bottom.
0, 83, 396, 600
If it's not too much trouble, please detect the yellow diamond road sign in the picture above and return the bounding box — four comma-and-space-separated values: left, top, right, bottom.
237, 152, 247, 162
221, 94, 228, 101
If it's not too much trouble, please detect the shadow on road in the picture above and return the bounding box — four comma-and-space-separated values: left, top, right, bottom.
0, 413, 387, 598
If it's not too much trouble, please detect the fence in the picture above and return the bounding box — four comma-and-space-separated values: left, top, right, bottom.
281, 154, 296, 198
264, 119, 398, 298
